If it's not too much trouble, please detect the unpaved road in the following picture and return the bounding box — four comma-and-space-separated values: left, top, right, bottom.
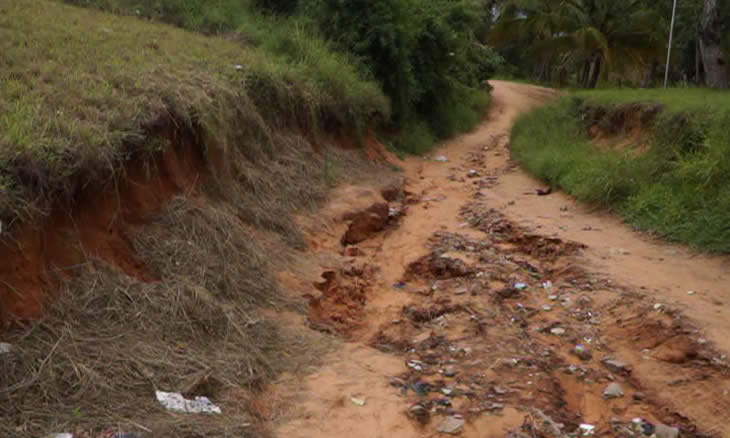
274, 81, 730, 438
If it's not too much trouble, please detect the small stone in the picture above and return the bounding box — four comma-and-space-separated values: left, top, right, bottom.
437, 416, 465, 434
408, 403, 430, 424
443, 366, 458, 377
514, 283, 528, 290
550, 327, 566, 336
573, 344, 593, 361
390, 377, 406, 387
653, 424, 680, 438
542, 305, 553, 312
632, 391, 645, 401
412, 332, 432, 344
603, 359, 631, 375
687, 290, 696, 296
441, 387, 453, 396
603, 382, 625, 399
434, 156, 449, 163
549, 295, 559, 301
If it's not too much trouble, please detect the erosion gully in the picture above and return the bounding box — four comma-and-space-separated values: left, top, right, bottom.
272, 81, 730, 438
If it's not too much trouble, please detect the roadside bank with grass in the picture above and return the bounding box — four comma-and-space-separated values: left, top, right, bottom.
512, 89, 730, 252
511, 88, 730, 252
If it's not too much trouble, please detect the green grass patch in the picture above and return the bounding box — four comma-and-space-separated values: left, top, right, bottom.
511, 88, 730, 252
0, 0, 387, 225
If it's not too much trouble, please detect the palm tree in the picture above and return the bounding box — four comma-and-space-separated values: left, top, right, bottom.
490, 0, 663, 88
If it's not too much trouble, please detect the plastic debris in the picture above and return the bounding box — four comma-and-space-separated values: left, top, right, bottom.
407, 360, 425, 371
579, 424, 595, 436
437, 416, 465, 434
550, 327, 566, 336
514, 283, 528, 290
155, 390, 221, 414
653, 303, 663, 310
434, 156, 449, 162
44, 434, 73, 438
687, 290, 696, 296
350, 397, 366, 407
0, 342, 11, 354
542, 305, 553, 312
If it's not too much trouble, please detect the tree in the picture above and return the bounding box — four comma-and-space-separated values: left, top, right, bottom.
490, 0, 663, 88
700, 0, 729, 88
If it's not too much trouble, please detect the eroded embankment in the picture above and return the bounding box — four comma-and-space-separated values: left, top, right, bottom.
0, 112, 399, 438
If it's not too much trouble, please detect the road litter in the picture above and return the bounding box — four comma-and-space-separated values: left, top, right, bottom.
0, 342, 11, 354
155, 390, 221, 414
434, 156, 449, 162
578, 424, 595, 436
687, 290, 696, 296
350, 397, 366, 407
514, 283, 528, 290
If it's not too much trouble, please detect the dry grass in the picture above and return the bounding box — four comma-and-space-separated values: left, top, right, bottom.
0, 195, 336, 437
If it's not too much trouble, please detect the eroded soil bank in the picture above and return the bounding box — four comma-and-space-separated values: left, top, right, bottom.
272, 81, 730, 438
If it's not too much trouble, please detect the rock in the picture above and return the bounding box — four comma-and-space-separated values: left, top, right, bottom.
632, 391, 645, 401
443, 365, 457, 377
389, 377, 406, 387
573, 344, 593, 361
653, 424, 680, 438
412, 331, 432, 344
603, 358, 632, 375
344, 247, 365, 257
381, 182, 403, 202
437, 416, 465, 434
434, 156, 449, 162
603, 382, 625, 399
341, 202, 389, 245
550, 327, 566, 336
408, 403, 430, 424
0, 342, 11, 354
350, 397, 366, 406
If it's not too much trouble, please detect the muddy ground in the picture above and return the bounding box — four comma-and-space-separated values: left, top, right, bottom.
271, 81, 730, 438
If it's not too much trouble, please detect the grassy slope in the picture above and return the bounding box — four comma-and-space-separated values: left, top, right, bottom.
0, 0, 387, 226
512, 88, 730, 252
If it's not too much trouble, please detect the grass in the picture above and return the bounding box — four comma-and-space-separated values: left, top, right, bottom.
0, 0, 387, 227
511, 88, 730, 252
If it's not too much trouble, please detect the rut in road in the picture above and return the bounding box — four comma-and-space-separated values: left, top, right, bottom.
273, 81, 730, 438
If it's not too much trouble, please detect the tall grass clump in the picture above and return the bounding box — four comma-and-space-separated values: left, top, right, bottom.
511, 89, 730, 252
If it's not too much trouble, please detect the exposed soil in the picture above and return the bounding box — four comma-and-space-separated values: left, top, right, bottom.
583, 103, 663, 152
273, 81, 730, 438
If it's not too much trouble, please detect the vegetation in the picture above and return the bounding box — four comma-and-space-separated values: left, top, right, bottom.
64, 0, 503, 154
0, 0, 387, 226
489, 0, 729, 88
511, 88, 730, 251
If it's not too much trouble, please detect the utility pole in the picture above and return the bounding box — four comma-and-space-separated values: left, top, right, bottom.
664, 0, 678, 88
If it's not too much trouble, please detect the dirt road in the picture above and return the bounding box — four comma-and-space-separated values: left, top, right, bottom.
274, 81, 730, 438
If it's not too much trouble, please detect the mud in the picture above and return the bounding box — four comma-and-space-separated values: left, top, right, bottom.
273, 81, 730, 438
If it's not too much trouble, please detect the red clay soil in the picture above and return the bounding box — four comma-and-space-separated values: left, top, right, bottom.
0, 126, 208, 325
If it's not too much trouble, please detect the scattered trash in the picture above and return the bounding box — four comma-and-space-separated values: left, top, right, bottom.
437, 416, 465, 434
573, 344, 593, 361
350, 397, 366, 407
578, 424, 595, 436
407, 360, 425, 371
0, 342, 11, 354
687, 290, 696, 296
434, 156, 449, 163
550, 327, 566, 336
441, 387, 453, 396
155, 390, 221, 414
603, 382, 624, 399
514, 283, 528, 290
